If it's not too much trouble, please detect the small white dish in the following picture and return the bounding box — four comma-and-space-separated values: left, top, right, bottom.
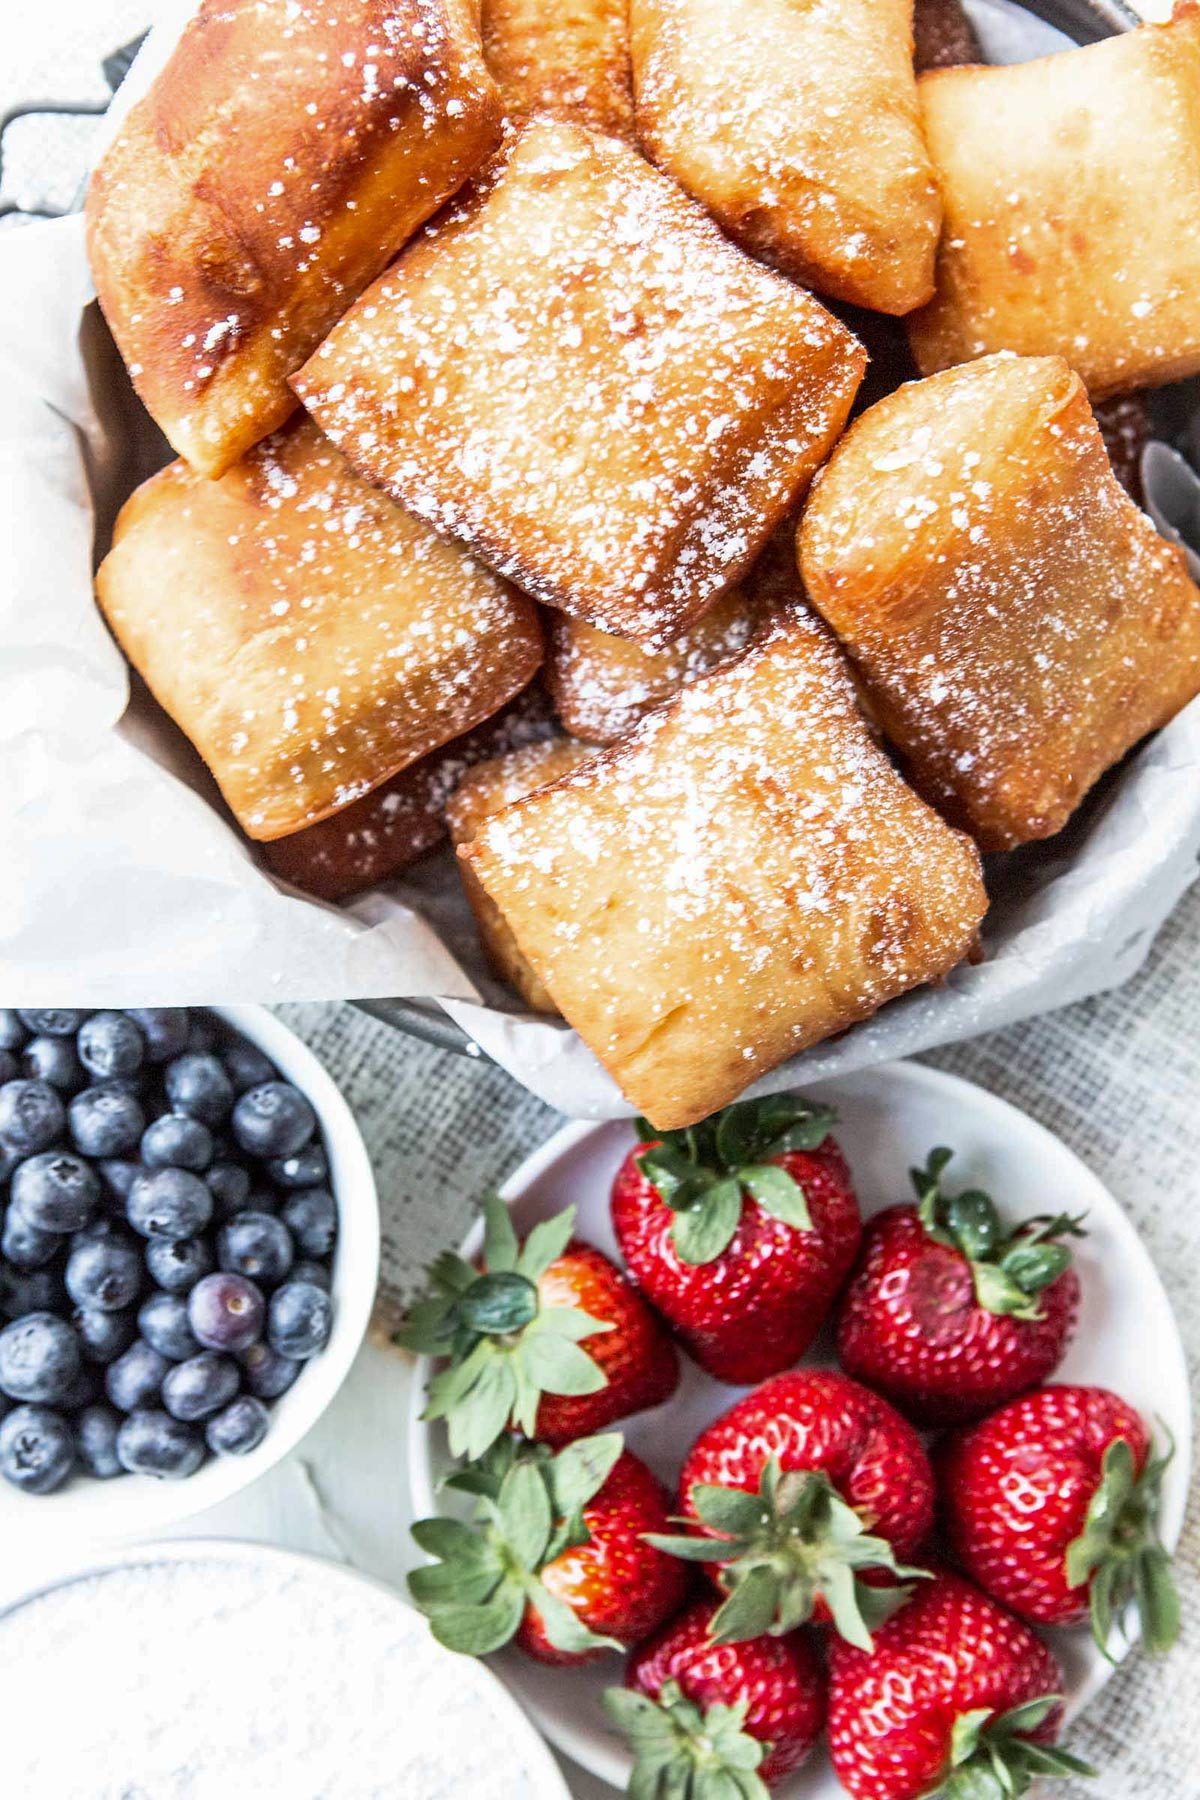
0, 1005, 379, 1542
408, 1062, 1191, 1799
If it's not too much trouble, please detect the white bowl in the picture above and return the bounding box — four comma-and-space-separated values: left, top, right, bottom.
408, 1061, 1191, 1799
0, 1005, 379, 1542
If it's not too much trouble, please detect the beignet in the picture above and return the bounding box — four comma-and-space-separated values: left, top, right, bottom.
262, 683, 557, 899
629, 0, 941, 314
95, 420, 542, 842
86, 0, 502, 478
295, 117, 865, 649
448, 737, 598, 1010
909, 7, 1200, 396
463, 612, 986, 1128
799, 355, 1200, 851
482, 0, 635, 137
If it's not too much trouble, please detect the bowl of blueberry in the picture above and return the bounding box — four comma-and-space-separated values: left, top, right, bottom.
0, 1006, 379, 1533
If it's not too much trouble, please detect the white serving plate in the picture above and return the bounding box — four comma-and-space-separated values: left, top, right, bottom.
0, 1005, 380, 1542
408, 1062, 1190, 1797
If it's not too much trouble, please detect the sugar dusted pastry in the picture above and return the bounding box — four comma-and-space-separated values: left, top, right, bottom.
86, 0, 502, 478
910, 8, 1200, 396
629, 0, 941, 314
295, 117, 865, 649
482, 0, 635, 137
799, 354, 1200, 851
95, 420, 542, 842
463, 613, 986, 1128
447, 737, 597, 1010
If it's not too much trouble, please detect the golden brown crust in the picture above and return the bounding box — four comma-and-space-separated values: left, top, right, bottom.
482, 0, 635, 137
295, 117, 865, 649
799, 354, 1200, 850
909, 8, 1200, 396
94, 419, 542, 841
85, 0, 503, 478
464, 612, 986, 1127
629, 0, 940, 314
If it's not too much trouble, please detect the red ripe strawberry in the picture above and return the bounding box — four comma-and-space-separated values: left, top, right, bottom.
828, 1570, 1094, 1800
940, 1384, 1180, 1654
612, 1095, 862, 1384
409, 1434, 690, 1665
836, 1147, 1082, 1426
650, 1370, 934, 1649
608, 1595, 826, 1791
398, 1195, 678, 1456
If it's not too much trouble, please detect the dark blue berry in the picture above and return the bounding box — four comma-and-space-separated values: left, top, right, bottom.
239, 1341, 302, 1400
77, 1011, 145, 1081
0, 1312, 82, 1403
0, 1405, 74, 1494
0, 1051, 15, 1086
17, 1009, 85, 1038
137, 1293, 199, 1362
290, 1259, 331, 1292
141, 1114, 214, 1172
231, 1083, 315, 1161
267, 1282, 332, 1361
185, 1013, 220, 1054
0, 1079, 65, 1156
162, 1352, 239, 1422
11, 1152, 100, 1232
1, 1204, 61, 1271
65, 1236, 142, 1313
145, 1235, 214, 1296
266, 1143, 329, 1190
123, 1009, 190, 1063
105, 1339, 169, 1412
220, 1040, 277, 1094
206, 1395, 269, 1456
116, 1408, 204, 1479
205, 1161, 253, 1219
1, 1266, 64, 1321
280, 1188, 337, 1259
60, 1364, 100, 1411
188, 1272, 264, 1353
164, 1053, 234, 1127
20, 1036, 84, 1092
126, 1167, 212, 1241
73, 1306, 137, 1366
68, 1085, 145, 1158
76, 1403, 123, 1478
0, 1010, 26, 1051
217, 1213, 294, 1287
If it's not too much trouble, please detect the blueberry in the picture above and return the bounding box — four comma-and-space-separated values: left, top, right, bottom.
205, 1161, 253, 1219
239, 1341, 302, 1399
162, 1352, 240, 1422
279, 1188, 337, 1259
68, 1085, 145, 1159
76, 1403, 123, 1478
21, 1035, 84, 1092
12, 1151, 101, 1234
17, 1009, 85, 1038
0, 1142, 18, 1183
77, 1011, 145, 1081
290, 1260, 331, 1293
0, 1050, 15, 1086
126, 1168, 212, 1241
105, 1339, 169, 1412
232, 1083, 315, 1161
1, 1204, 62, 1271
145, 1235, 214, 1296
122, 1008, 190, 1063
0, 1010, 26, 1051
0, 1080, 65, 1156
267, 1282, 332, 1361
60, 1364, 101, 1411
185, 1013, 220, 1054
188, 1273, 265, 1353
74, 1306, 136, 1366
164, 1053, 234, 1127
1, 1266, 64, 1321
0, 1406, 74, 1494
141, 1115, 213, 1173
221, 1039, 277, 1094
137, 1293, 199, 1362
65, 1236, 142, 1313
206, 1394, 269, 1456
116, 1408, 204, 1480
266, 1143, 329, 1190
217, 1212, 294, 1287
0, 1312, 82, 1403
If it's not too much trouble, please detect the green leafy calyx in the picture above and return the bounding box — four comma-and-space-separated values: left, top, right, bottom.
408, 1432, 625, 1658
936, 1697, 1095, 1797
912, 1148, 1086, 1322
634, 1095, 837, 1266
395, 1194, 613, 1459
1065, 1430, 1181, 1659
603, 1679, 771, 1800
645, 1458, 924, 1652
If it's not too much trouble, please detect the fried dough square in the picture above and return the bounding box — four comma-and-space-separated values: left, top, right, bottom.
86, 0, 502, 478
799, 354, 1200, 850
909, 7, 1200, 395
95, 420, 542, 842
630, 0, 941, 314
295, 117, 865, 649
463, 612, 986, 1127
482, 0, 635, 137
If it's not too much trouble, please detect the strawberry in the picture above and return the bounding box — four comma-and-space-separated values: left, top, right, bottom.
398, 1194, 679, 1456
606, 1595, 826, 1793
648, 1369, 934, 1649
940, 1384, 1181, 1654
836, 1147, 1083, 1426
409, 1434, 691, 1665
828, 1570, 1095, 1800
612, 1095, 862, 1384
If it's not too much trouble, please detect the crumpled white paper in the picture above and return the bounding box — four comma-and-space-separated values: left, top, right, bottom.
1, 0, 1197, 1118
